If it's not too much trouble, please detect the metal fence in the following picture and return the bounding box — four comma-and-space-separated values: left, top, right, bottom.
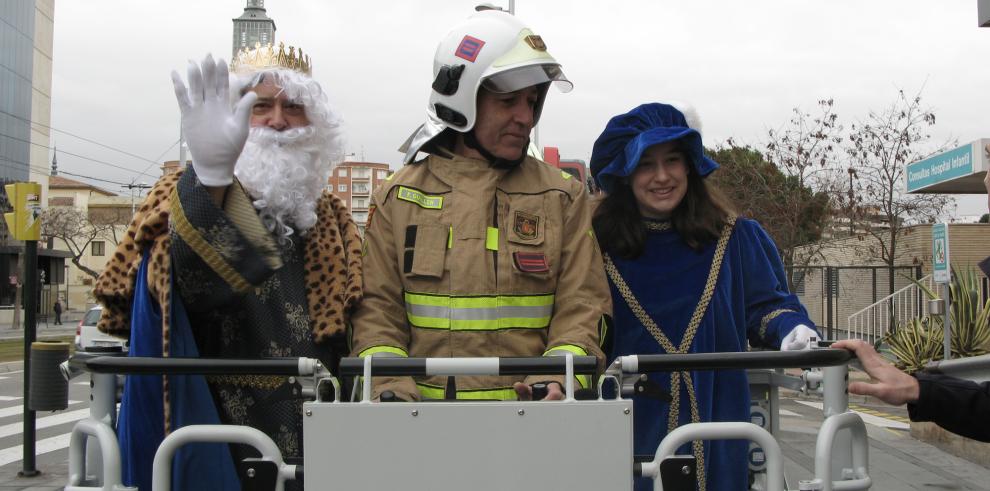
786, 265, 922, 340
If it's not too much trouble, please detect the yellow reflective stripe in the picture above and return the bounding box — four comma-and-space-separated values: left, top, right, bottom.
358, 346, 408, 358
545, 345, 591, 388
417, 384, 517, 401
447, 226, 453, 249
544, 344, 588, 357
486, 227, 499, 251
450, 317, 550, 330
407, 313, 449, 329
403, 292, 555, 330
404, 293, 554, 308
404, 292, 452, 307
561, 170, 572, 180
396, 186, 443, 209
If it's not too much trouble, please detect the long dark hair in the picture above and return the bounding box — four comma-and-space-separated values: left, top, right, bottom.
593, 164, 736, 259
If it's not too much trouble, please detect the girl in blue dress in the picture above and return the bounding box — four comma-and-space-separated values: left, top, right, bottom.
590, 103, 819, 491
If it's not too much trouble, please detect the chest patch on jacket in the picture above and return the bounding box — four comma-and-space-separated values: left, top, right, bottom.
397, 186, 443, 210
513, 211, 540, 240
513, 251, 549, 273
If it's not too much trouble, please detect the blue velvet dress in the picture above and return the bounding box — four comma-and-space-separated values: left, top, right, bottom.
607, 218, 814, 491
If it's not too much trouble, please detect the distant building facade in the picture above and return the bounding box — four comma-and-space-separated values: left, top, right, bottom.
47, 175, 126, 310
232, 0, 276, 58
327, 162, 393, 235
0, 0, 54, 187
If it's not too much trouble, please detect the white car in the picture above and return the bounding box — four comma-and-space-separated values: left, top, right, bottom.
75, 306, 128, 352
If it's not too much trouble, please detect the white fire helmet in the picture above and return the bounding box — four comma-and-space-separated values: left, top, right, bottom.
398, 10, 573, 164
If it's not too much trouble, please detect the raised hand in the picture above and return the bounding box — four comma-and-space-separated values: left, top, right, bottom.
171, 54, 258, 187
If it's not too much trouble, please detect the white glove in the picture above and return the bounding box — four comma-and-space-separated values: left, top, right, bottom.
170, 54, 257, 187
780, 324, 819, 351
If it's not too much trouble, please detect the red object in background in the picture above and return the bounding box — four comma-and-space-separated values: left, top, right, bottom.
541, 146, 594, 193
543, 146, 560, 166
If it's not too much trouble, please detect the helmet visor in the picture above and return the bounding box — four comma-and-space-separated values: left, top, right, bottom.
482, 64, 573, 94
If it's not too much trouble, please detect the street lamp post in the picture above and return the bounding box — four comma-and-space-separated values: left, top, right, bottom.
124, 182, 152, 215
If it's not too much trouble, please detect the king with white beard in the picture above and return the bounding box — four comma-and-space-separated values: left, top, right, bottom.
93, 44, 363, 491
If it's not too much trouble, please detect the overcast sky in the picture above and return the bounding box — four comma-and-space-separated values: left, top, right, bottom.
50, 0, 990, 215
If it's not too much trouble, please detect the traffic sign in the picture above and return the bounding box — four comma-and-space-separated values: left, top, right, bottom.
3, 182, 42, 241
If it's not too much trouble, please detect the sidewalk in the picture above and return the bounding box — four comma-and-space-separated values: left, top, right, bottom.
0, 310, 81, 342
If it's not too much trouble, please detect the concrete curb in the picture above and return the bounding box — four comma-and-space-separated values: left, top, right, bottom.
0, 360, 23, 373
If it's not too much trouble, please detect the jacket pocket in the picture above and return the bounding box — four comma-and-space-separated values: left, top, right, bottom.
403, 223, 448, 278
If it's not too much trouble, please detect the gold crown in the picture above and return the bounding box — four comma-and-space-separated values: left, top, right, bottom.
231, 42, 312, 75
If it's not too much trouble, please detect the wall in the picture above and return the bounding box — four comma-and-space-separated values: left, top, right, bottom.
792, 224, 990, 331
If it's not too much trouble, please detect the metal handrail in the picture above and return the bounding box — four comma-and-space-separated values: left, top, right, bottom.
844, 274, 932, 341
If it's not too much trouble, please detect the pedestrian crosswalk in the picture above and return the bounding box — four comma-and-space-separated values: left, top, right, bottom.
0, 369, 94, 472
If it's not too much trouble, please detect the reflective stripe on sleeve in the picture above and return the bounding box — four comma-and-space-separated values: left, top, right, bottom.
544, 344, 592, 388
357, 346, 409, 358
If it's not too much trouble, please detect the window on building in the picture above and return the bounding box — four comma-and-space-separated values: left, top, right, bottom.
377, 170, 389, 180
352, 197, 369, 209
91, 241, 106, 256
352, 183, 370, 194
353, 167, 371, 179
353, 211, 368, 223
338, 184, 347, 192
338, 169, 347, 177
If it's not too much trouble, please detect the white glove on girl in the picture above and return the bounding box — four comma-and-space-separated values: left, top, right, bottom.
780, 324, 819, 351
170, 54, 257, 187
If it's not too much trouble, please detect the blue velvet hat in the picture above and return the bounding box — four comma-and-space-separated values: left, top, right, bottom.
590, 103, 719, 194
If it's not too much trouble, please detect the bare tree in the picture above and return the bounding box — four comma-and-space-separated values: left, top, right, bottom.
766, 99, 844, 190
763, 99, 847, 270
88, 205, 134, 247
846, 89, 955, 294
41, 207, 117, 279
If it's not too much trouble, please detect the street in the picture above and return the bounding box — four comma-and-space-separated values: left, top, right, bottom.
0, 367, 985, 490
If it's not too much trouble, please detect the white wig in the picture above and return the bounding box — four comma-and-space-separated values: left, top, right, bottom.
231, 69, 346, 242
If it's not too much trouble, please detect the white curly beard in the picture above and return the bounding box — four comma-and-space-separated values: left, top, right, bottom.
234, 126, 332, 242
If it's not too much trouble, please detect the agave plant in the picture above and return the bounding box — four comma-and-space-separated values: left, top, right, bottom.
884, 316, 944, 373
885, 265, 990, 371
946, 267, 990, 358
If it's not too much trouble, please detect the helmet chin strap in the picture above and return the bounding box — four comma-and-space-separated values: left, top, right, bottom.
463, 130, 528, 169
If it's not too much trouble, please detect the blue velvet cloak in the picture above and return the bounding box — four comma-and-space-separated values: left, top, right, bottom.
608, 218, 814, 491
117, 250, 239, 490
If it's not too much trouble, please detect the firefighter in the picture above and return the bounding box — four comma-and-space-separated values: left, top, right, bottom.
350, 10, 610, 402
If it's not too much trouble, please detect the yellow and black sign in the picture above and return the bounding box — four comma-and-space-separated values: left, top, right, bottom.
4, 182, 42, 241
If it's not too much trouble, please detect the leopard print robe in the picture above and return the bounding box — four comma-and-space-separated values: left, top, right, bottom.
93, 169, 362, 432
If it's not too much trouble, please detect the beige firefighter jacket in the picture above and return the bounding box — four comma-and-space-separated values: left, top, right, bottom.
351, 152, 611, 401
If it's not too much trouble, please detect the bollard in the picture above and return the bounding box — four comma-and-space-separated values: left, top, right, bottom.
29, 341, 70, 411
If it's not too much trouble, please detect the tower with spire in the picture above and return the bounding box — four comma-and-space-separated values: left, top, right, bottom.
232, 0, 276, 59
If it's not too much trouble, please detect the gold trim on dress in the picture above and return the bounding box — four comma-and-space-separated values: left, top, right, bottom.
604, 215, 737, 491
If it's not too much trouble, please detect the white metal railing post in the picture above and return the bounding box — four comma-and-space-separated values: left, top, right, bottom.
846, 274, 933, 342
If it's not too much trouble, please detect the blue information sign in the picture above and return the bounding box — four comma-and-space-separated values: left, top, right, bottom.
932, 223, 949, 284
907, 145, 974, 193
